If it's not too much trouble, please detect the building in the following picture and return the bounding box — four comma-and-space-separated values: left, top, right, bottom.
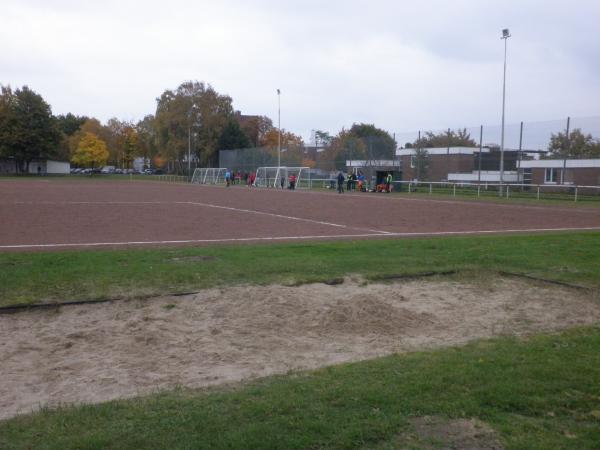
396, 147, 544, 183
517, 159, 600, 188
28, 160, 70, 175
0, 159, 70, 175
345, 159, 401, 186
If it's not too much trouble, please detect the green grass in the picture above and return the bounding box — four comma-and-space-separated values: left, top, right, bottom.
1, 326, 600, 449
2, 232, 600, 308
2, 233, 600, 447
391, 186, 600, 207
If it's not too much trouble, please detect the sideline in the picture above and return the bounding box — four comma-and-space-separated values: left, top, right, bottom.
2, 226, 600, 250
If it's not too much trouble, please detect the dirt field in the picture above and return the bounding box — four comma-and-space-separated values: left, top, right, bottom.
1, 179, 600, 250
2, 276, 599, 420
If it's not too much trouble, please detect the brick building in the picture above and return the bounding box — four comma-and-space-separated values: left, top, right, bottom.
396, 147, 524, 182
518, 159, 600, 188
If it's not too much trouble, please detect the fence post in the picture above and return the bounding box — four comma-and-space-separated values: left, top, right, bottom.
575, 186, 578, 202
477, 184, 481, 197
453, 184, 456, 197
408, 182, 411, 193
537, 186, 540, 200
506, 185, 510, 198
429, 183, 432, 194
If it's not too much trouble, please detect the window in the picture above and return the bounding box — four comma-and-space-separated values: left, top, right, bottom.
544, 168, 559, 183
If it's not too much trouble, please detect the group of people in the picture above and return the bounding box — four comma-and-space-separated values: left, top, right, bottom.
224, 170, 257, 187
336, 171, 393, 194
224, 169, 297, 189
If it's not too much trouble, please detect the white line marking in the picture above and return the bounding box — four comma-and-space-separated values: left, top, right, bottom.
179, 201, 391, 235
1, 226, 599, 249
191, 183, 600, 215
0, 233, 384, 249
4, 200, 391, 235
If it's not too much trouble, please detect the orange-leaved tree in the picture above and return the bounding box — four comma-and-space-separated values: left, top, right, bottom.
71, 132, 109, 168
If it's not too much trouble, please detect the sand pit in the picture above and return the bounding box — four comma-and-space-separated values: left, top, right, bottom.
1, 276, 599, 420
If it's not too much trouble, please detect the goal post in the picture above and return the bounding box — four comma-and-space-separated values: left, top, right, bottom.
191, 168, 228, 184
254, 166, 310, 189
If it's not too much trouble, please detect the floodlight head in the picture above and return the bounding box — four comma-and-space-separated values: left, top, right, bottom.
502, 28, 511, 38
277, 89, 281, 95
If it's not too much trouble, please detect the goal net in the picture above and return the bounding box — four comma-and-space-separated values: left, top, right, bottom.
191, 168, 228, 184
254, 166, 310, 189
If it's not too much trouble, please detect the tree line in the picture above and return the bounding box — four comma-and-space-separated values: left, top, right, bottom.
0, 81, 303, 173
2, 81, 598, 175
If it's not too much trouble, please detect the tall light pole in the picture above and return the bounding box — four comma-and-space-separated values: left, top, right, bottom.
187, 109, 192, 178
499, 28, 511, 193
277, 89, 281, 169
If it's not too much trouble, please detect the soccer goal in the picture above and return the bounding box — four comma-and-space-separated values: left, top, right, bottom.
191, 168, 228, 184
254, 166, 310, 189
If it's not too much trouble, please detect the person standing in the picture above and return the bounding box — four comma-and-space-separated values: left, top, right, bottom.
225, 169, 231, 187
337, 171, 345, 194
280, 174, 285, 189
385, 172, 392, 193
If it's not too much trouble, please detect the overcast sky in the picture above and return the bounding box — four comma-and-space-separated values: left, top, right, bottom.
2, 0, 600, 144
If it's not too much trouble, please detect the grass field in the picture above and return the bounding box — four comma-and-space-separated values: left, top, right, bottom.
1, 325, 599, 449
2, 178, 600, 448
2, 232, 600, 308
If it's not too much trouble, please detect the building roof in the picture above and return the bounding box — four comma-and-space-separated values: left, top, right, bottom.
396, 147, 548, 157
346, 160, 400, 167
518, 159, 600, 169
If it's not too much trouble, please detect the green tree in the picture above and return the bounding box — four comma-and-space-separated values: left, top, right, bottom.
136, 115, 158, 168
548, 128, 600, 158
414, 128, 477, 148
154, 81, 234, 170
218, 119, 251, 150
56, 113, 88, 136
347, 123, 396, 159
321, 124, 395, 170
0, 85, 61, 173
314, 130, 332, 150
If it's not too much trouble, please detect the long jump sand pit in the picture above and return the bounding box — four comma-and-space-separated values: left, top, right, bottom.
2, 276, 600, 420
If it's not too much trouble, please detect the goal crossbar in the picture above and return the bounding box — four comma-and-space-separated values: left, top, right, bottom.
254, 166, 310, 188
191, 168, 228, 184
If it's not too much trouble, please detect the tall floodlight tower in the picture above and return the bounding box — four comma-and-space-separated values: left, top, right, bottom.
499, 28, 511, 193
277, 89, 281, 169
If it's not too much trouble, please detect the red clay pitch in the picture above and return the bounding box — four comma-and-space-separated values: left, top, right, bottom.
1, 179, 600, 251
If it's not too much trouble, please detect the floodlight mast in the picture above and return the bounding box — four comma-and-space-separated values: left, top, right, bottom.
277, 89, 281, 170
499, 28, 511, 195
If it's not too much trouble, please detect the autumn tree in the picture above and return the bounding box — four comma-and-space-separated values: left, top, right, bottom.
548, 128, 600, 158
123, 127, 139, 168
260, 128, 304, 165
71, 132, 109, 169
0, 85, 61, 173
238, 115, 273, 147
68, 118, 108, 163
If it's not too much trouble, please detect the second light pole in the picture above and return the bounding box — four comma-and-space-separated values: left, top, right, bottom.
499, 28, 511, 194
277, 88, 281, 169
